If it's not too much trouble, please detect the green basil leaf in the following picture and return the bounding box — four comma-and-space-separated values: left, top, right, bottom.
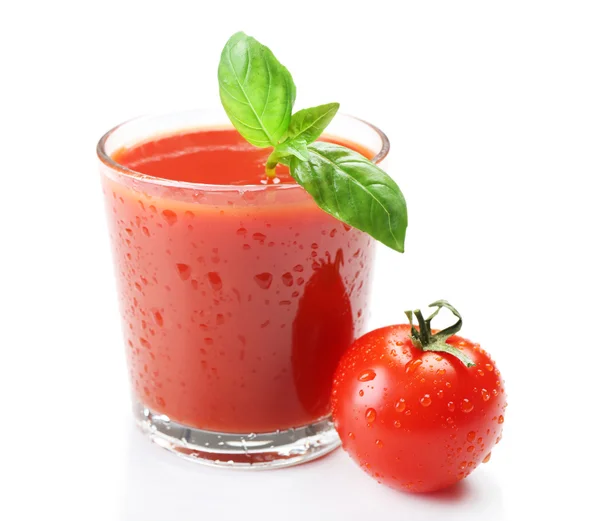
273, 140, 310, 163
218, 32, 296, 147
265, 139, 308, 176
285, 102, 340, 144
289, 142, 407, 252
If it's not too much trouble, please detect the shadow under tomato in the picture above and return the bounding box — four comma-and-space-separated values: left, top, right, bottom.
418, 480, 471, 502
292, 250, 354, 418
396, 469, 505, 514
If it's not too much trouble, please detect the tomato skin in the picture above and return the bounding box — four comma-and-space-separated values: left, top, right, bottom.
331, 324, 507, 493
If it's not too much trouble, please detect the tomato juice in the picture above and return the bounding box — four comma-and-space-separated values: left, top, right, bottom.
100, 126, 376, 434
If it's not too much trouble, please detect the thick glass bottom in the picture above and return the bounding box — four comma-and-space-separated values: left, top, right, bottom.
134, 401, 341, 469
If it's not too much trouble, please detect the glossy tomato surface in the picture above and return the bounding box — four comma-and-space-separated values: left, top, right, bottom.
331, 324, 507, 493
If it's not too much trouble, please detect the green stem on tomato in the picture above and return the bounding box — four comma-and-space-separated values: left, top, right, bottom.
404, 300, 475, 367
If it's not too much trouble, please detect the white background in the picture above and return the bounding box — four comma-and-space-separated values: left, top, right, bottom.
1, 1, 599, 519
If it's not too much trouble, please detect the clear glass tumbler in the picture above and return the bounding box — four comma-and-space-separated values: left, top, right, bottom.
97, 109, 389, 468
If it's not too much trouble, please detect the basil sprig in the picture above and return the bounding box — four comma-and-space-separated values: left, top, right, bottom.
218, 32, 408, 253
218, 32, 295, 147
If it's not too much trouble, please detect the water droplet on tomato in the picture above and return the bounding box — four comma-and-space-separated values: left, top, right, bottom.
405, 359, 423, 374
481, 389, 490, 401
359, 390, 364, 397
395, 399, 406, 412
483, 452, 492, 463
467, 445, 475, 452
348, 432, 355, 439
467, 431, 476, 442
437, 389, 444, 398
237, 227, 247, 237
254, 272, 273, 289
420, 394, 432, 407
461, 399, 474, 413
142, 226, 150, 237
394, 420, 402, 428
293, 264, 304, 272
375, 439, 384, 448
459, 461, 467, 470
358, 369, 376, 381
176, 263, 191, 281
162, 209, 177, 225
139, 337, 151, 349
447, 401, 456, 412
366, 408, 377, 424
207, 272, 222, 291
485, 363, 494, 371
498, 415, 504, 424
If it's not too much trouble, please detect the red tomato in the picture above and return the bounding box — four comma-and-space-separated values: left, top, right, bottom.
331, 301, 507, 493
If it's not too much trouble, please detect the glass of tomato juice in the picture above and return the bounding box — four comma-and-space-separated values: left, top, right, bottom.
97, 109, 389, 468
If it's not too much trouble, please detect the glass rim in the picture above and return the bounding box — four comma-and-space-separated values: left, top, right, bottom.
96, 109, 390, 192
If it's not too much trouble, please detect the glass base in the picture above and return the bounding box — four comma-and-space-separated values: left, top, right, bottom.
134, 401, 341, 469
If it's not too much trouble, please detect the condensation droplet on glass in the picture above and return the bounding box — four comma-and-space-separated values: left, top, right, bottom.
207, 272, 222, 291
152, 310, 164, 327
162, 209, 177, 225
254, 272, 273, 289
176, 263, 191, 281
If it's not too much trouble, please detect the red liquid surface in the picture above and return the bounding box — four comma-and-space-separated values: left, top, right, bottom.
103, 129, 375, 433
